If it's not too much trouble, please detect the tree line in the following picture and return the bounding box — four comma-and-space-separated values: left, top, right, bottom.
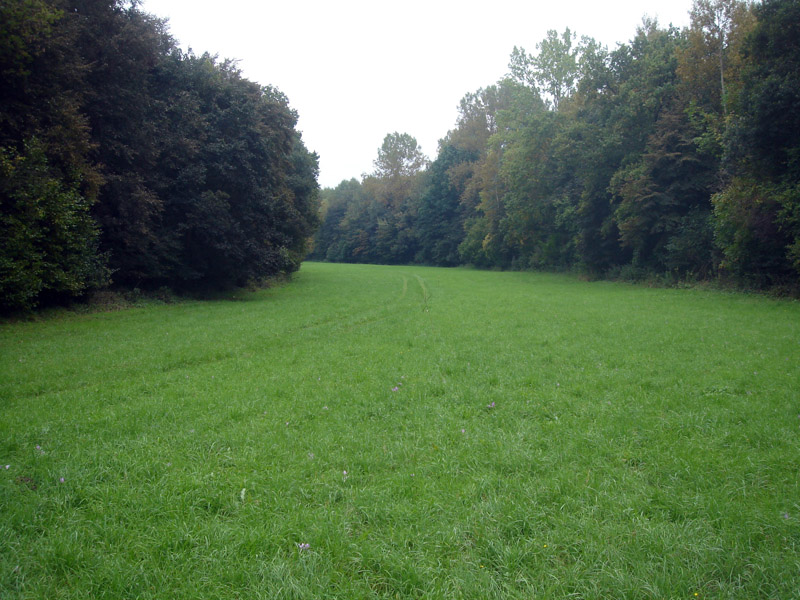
1, 0, 319, 312
312, 0, 800, 292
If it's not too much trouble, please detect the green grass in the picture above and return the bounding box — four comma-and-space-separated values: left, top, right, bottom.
1, 262, 799, 599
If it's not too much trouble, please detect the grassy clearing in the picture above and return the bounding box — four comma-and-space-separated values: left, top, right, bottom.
1, 262, 799, 599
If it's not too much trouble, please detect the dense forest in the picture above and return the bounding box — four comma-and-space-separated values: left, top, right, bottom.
1, 0, 319, 312
312, 0, 800, 292
2, 0, 799, 313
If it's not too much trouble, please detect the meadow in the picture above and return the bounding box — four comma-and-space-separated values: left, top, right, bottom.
1, 262, 798, 599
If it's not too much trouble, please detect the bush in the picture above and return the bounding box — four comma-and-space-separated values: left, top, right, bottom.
0, 140, 107, 312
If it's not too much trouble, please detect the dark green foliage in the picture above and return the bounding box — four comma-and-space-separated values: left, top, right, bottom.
68, 1, 318, 289
150, 57, 316, 288
0, 141, 105, 311
415, 145, 477, 266
735, 0, 800, 180
5, 0, 798, 302
310, 179, 373, 263
71, 0, 176, 285
0, 0, 106, 310
314, 8, 798, 291
1, 0, 318, 311
611, 106, 718, 276
713, 177, 795, 286
310, 134, 424, 266
714, 0, 800, 282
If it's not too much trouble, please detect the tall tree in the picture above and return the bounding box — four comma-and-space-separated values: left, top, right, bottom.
457, 80, 544, 268
1, 0, 320, 310
685, 0, 754, 115
310, 179, 365, 262
368, 133, 427, 263
610, 106, 718, 275
73, 0, 178, 284
158, 58, 318, 287
573, 20, 684, 274
0, 0, 107, 310
373, 132, 427, 180
416, 144, 478, 266
509, 29, 580, 110
714, 0, 800, 284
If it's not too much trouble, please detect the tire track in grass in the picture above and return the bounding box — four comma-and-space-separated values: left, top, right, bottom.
288, 271, 411, 336
338, 273, 418, 333
2, 272, 415, 403
414, 274, 430, 312
4, 268, 428, 406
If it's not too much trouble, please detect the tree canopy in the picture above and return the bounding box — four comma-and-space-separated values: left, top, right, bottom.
5, 0, 799, 310
313, 0, 800, 293
1, 0, 318, 311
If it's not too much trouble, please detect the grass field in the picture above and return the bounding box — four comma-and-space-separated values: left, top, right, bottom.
1, 262, 799, 599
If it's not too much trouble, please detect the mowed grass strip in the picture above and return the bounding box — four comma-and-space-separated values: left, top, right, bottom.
1, 262, 798, 599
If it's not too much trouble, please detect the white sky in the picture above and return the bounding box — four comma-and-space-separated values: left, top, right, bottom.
142, 0, 694, 188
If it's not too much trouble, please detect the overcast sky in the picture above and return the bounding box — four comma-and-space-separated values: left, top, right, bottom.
141, 0, 694, 188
